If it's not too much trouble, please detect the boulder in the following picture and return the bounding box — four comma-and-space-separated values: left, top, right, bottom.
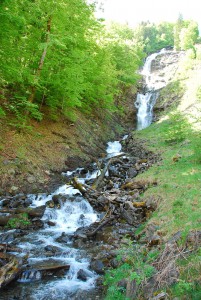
90, 260, 105, 275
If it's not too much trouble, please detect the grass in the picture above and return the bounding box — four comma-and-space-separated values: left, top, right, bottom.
104, 48, 201, 299
104, 116, 201, 299
134, 116, 201, 238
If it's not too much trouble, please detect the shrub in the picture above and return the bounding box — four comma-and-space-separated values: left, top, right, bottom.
164, 111, 191, 144
6, 213, 31, 229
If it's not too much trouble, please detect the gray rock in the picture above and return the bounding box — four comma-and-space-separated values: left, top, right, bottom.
27, 175, 36, 184
10, 186, 19, 194
8, 168, 16, 176
77, 269, 88, 281
127, 167, 138, 178
90, 260, 105, 275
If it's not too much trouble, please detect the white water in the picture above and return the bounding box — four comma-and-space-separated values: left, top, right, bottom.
135, 91, 158, 130
135, 49, 166, 130
15, 187, 98, 298
106, 140, 122, 158
0, 140, 124, 300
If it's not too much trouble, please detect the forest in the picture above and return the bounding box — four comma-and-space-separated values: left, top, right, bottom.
0, 0, 199, 127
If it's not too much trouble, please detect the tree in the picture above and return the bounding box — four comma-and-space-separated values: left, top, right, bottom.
0, 1, 150, 125
179, 21, 199, 57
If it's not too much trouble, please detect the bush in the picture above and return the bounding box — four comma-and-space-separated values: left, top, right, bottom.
191, 133, 201, 163
6, 213, 31, 229
0, 106, 6, 118
164, 111, 191, 144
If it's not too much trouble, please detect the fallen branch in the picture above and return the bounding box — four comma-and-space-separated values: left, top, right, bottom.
0, 244, 22, 253
0, 253, 24, 289
70, 177, 86, 194
86, 216, 115, 237
92, 153, 124, 190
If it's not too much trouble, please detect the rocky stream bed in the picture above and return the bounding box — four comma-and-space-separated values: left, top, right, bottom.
0, 133, 162, 300
1, 49, 200, 300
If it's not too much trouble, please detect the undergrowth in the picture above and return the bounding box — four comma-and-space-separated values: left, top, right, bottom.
104, 240, 159, 300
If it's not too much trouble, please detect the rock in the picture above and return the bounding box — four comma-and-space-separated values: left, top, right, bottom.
90, 260, 105, 275
47, 221, 56, 226
133, 201, 146, 208
24, 198, 33, 207
45, 170, 51, 176
27, 175, 36, 184
52, 194, 60, 205
7, 169, 16, 176
148, 234, 161, 246
44, 245, 61, 253
127, 167, 138, 178
121, 208, 137, 225
110, 258, 119, 268
125, 201, 137, 211
46, 200, 55, 208
77, 269, 88, 281
56, 233, 70, 243
10, 186, 19, 194
1, 199, 10, 207
150, 292, 168, 299
31, 218, 44, 229
0, 232, 15, 243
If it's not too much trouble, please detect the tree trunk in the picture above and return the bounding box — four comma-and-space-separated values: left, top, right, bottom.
28, 16, 52, 104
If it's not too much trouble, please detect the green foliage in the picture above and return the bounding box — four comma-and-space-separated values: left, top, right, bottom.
134, 21, 174, 55
174, 16, 199, 53
133, 17, 199, 56
158, 80, 185, 111
190, 133, 201, 163
0, 0, 144, 124
9, 96, 43, 121
170, 249, 201, 299
164, 112, 191, 144
171, 279, 201, 299
6, 213, 31, 229
104, 240, 157, 299
0, 106, 6, 118
105, 23, 144, 86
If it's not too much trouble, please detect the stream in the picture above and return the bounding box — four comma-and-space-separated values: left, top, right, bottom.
0, 49, 179, 299
0, 141, 123, 300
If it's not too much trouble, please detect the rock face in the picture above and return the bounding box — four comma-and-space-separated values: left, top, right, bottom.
149, 50, 185, 90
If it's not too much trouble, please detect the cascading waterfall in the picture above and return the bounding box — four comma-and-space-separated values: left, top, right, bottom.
135, 92, 158, 130
135, 49, 166, 130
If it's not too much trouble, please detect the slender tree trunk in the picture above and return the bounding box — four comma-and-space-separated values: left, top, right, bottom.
28, 16, 52, 104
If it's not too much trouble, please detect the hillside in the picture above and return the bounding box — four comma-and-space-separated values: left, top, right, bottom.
103, 47, 201, 299
0, 98, 135, 195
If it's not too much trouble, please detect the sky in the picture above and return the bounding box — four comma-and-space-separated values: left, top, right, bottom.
94, 0, 201, 29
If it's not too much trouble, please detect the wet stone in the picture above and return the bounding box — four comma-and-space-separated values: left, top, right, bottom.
44, 245, 61, 253
90, 260, 105, 275
77, 269, 88, 281
127, 167, 138, 178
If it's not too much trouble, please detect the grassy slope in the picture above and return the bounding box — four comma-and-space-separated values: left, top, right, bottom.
104, 48, 201, 299
135, 50, 201, 298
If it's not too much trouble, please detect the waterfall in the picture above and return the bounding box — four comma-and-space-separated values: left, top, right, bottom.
135, 49, 165, 130
135, 92, 158, 130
